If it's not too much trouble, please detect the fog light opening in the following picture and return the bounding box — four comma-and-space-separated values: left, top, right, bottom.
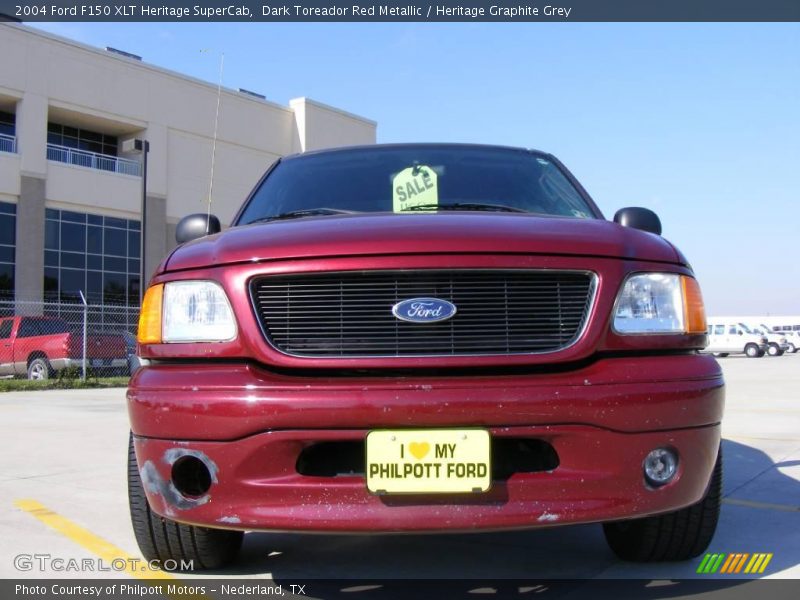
643, 448, 678, 487
171, 456, 212, 498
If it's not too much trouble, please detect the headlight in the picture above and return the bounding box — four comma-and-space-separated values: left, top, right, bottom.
137, 281, 236, 344
613, 273, 706, 335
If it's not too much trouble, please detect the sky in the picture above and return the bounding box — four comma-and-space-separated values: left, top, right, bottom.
31, 22, 800, 315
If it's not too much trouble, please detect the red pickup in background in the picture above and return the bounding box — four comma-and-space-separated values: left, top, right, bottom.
0, 315, 128, 379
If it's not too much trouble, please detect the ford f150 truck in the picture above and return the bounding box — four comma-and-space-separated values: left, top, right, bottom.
128, 144, 723, 568
0, 315, 128, 379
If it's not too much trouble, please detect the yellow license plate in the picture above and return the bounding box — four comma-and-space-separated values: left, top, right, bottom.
366, 429, 491, 494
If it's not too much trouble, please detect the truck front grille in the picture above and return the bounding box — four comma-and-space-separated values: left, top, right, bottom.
250, 270, 596, 357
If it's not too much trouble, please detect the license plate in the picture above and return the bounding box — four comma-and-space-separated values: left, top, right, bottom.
366, 429, 491, 494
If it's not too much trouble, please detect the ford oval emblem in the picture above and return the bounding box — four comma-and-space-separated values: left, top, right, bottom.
392, 297, 457, 323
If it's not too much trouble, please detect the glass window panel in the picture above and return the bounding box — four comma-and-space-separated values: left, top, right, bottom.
104, 256, 127, 272
80, 140, 103, 154
0, 246, 14, 263
61, 210, 86, 223
44, 267, 59, 294
87, 254, 102, 270
128, 259, 140, 274
44, 220, 59, 250
63, 126, 79, 137
87, 226, 102, 254
128, 231, 140, 258
62, 136, 79, 149
104, 227, 126, 256
45, 208, 60, 220
0, 215, 14, 245
61, 222, 85, 252
61, 252, 85, 269
47, 123, 61, 134
0, 202, 16, 215
0, 264, 13, 296
60, 268, 84, 295
128, 219, 141, 231
44, 250, 59, 267
103, 272, 127, 302
82, 130, 102, 142
105, 216, 127, 229
128, 276, 140, 305
87, 271, 102, 298
87, 214, 103, 225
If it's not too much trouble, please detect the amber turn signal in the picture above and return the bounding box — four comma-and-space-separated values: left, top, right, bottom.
137, 284, 164, 344
681, 276, 707, 334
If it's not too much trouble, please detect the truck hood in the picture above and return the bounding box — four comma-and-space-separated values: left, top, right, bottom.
164, 212, 682, 272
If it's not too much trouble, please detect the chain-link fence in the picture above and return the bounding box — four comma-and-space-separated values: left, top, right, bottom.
0, 293, 139, 381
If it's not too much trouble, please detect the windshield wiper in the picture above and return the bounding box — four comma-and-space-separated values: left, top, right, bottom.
400, 202, 529, 213
249, 208, 357, 224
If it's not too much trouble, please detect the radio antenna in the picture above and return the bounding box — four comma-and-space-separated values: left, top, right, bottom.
206, 51, 224, 232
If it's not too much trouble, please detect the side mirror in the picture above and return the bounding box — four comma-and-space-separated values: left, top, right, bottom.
175, 213, 221, 244
613, 207, 662, 235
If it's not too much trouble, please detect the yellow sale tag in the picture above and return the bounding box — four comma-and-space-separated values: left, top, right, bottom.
392, 165, 438, 212
366, 429, 491, 494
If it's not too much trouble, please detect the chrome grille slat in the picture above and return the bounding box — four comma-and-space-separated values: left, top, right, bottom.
250, 270, 595, 357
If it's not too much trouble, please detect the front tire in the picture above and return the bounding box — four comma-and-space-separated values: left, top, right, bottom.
603, 447, 722, 562
744, 344, 763, 358
767, 343, 783, 357
128, 433, 243, 570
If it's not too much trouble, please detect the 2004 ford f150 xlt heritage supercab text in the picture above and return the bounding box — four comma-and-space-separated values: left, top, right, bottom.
127, 144, 724, 568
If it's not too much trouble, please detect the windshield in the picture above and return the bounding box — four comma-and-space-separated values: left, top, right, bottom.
236, 146, 598, 225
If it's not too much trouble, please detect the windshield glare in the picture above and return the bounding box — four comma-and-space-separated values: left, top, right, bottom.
236, 147, 597, 225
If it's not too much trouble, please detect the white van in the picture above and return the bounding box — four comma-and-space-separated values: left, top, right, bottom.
762, 324, 799, 353
750, 326, 790, 356
705, 322, 768, 358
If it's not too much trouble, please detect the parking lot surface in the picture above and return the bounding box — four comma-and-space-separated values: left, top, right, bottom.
1, 354, 798, 585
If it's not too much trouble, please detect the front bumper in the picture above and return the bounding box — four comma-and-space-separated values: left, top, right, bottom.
128, 354, 724, 533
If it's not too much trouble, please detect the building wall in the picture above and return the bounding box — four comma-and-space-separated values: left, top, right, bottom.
0, 23, 377, 303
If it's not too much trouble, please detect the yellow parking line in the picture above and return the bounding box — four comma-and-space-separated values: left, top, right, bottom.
722, 498, 800, 513
15, 499, 174, 580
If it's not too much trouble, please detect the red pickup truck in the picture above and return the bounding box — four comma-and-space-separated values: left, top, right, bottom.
128, 144, 723, 569
0, 315, 128, 379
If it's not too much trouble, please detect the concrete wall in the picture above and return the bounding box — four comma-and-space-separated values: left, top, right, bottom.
291, 98, 378, 153
15, 175, 45, 306
0, 153, 21, 198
